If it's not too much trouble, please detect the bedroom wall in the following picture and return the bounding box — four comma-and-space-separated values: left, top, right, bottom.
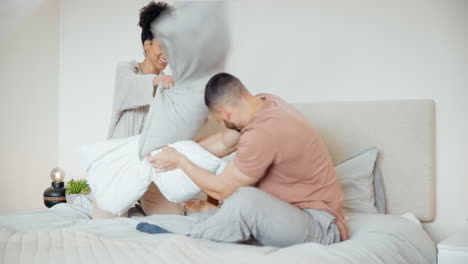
56, 0, 467, 243
0, 0, 60, 214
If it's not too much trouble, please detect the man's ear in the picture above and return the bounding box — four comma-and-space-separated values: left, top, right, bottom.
218, 108, 231, 121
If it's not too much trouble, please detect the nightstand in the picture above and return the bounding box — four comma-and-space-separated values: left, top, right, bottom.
437, 232, 468, 264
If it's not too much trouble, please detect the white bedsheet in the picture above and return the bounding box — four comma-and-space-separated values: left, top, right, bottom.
0, 204, 436, 264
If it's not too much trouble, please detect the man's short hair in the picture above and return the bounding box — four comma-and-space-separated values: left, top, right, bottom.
204, 73, 245, 110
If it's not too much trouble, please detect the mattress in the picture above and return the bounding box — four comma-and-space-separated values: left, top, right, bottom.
0, 204, 436, 264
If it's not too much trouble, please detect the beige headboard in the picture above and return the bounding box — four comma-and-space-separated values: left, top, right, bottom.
193, 100, 436, 222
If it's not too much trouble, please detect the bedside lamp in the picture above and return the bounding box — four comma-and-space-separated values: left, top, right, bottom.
43, 167, 67, 208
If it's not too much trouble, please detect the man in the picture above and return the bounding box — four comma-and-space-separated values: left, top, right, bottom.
147, 73, 349, 247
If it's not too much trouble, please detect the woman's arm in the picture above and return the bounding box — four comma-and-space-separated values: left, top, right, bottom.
113, 62, 157, 111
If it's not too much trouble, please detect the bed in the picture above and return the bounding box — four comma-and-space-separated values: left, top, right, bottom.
0, 99, 437, 264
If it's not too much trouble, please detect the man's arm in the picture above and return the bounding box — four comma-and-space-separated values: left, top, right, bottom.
197, 128, 240, 158
179, 157, 256, 201
148, 147, 255, 201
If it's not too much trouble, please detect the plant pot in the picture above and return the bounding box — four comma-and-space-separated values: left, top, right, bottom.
66, 193, 93, 209
66, 193, 79, 204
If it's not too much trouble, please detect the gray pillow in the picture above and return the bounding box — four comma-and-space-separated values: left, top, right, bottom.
138, 2, 230, 158
373, 167, 386, 214
335, 147, 386, 214
335, 147, 379, 214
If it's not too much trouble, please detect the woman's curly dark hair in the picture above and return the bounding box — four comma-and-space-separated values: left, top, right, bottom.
138, 1, 172, 44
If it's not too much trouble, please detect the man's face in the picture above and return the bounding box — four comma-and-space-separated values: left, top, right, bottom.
211, 109, 242, 132
223, 120, 242, 132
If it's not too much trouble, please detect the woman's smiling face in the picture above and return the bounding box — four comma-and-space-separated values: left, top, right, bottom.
144, 39, 168, 72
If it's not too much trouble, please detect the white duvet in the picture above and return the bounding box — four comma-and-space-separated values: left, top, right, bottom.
81, 135, 226, 215
0, 203, 436, 264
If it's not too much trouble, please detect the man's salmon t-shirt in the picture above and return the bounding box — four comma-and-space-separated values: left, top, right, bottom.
232, 93, 349, 241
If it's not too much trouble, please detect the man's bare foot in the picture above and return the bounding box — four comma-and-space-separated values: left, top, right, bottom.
184, 200, 220, 213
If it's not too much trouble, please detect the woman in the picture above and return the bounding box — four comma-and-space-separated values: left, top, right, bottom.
93, 1, 185, 219
108, 1, 173, 139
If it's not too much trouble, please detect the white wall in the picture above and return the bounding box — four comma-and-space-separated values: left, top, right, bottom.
3, 0, 463, 243
0, 0, 59, 214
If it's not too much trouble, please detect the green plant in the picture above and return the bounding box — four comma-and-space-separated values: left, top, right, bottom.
65, 179, 90, 195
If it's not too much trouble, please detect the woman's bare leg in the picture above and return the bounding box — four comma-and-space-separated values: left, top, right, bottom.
139, 182, 185, 215
184, 200, 220, 213
92, 200, 128, 219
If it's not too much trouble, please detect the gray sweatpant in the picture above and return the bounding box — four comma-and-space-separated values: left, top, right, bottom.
188, 187, 341, 247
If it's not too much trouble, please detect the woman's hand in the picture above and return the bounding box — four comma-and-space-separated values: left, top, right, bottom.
153, 75, 174, 89
147, 147, 185, 172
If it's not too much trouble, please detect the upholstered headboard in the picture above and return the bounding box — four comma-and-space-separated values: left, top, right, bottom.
193, 100, 436, 222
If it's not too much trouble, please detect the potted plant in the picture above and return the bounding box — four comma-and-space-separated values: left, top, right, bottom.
65, 179, 91, 205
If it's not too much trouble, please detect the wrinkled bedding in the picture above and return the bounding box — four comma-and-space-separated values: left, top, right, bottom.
0, 203, 436, 264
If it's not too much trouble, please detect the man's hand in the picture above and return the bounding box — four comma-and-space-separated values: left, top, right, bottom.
153, 75, 174, 89
147, 147, 185, 172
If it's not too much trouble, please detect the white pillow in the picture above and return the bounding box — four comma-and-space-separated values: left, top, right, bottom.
81, 137, 226, 215
335, 147, 379, 214
149, 141, 226, 203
